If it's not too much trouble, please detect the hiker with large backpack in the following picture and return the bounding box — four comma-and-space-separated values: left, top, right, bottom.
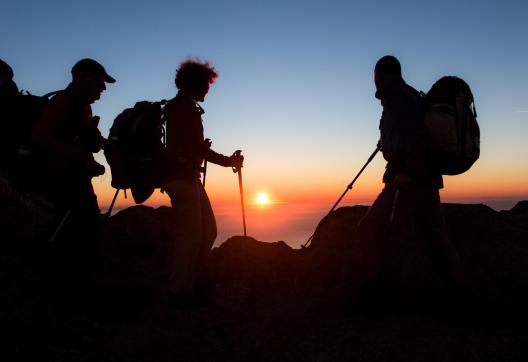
356, 56, 467, 306
0, 59, 53, 206
30, 58, 115, 317
162, 59, 244, 308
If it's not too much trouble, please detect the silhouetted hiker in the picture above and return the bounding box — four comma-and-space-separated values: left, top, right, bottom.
357, 56, 464, 307
30, 58, 115, 317
0, 58, 19, 97
162, 59, 243, 308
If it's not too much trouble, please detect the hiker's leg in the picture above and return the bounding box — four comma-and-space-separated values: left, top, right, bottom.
189, 184, 217, 291
357, 185, 396, 282
51, 185, 101, 317
419, 189, 465, 287
163, 178, 204, 295
379, 187, 417, 286
198, 184, 217, 263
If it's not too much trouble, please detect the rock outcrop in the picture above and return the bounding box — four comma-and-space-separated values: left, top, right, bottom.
2, 200, 528, 361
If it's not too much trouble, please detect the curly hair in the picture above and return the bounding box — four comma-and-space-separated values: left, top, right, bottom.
175, 59, 218, 91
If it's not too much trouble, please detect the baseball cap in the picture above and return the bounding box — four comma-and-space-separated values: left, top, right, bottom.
71, 58, 116, 83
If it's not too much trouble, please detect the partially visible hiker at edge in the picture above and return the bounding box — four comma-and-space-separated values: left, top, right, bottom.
162, 59, 244, 309
30, 58, 115, 318
0, 58, 19, 97
357, 56, 464, 308
0, 59, 19, 181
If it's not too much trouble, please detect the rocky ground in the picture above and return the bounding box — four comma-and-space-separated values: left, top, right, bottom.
2, 199, 528, 361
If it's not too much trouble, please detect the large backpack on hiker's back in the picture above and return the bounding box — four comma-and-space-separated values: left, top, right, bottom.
0, 91, 57, 164
423, 76, 480, 175
104, 100, 167, 204
0, 91, 59, 191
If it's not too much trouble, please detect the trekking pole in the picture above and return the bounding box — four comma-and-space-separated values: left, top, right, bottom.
390, 189, 399, 222
49, 209, 72, 244
302, 141, 381, 248
104, 188, 120, 226
232, 150, 247, 237
203, 161, 208, 187
202, 139, 212, 187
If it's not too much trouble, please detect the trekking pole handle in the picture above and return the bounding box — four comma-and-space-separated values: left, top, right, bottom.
231, 150, 243, 173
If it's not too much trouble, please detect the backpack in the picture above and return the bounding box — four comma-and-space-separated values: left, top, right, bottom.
0, 91, 58, 163
0, 91, 60, 191
422, 76, 480, 175
104, 100, 167, 204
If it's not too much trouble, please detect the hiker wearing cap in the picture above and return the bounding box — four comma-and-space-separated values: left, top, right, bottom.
357, 56, 464, 305
30, 58, 115, 316
162, 59, 243, 308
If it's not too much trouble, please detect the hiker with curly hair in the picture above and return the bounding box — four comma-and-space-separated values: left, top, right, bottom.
162, 59, 243, 308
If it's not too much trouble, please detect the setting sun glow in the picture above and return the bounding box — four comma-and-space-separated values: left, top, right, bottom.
256, 192, 270, 206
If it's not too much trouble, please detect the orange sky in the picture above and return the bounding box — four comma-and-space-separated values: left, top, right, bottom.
93, 151, 528, 212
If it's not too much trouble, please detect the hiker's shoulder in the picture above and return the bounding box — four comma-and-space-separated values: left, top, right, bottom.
386, 82, 418, 97
168, 92, 195, 106
42, 89, 77, 112
166, 94, 201, 117
36, 91, 69, 117
385, 83, 421, 107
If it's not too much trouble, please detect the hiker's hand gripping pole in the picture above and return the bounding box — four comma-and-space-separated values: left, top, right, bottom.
232, 150, 247, 237
302, 141, 381, 248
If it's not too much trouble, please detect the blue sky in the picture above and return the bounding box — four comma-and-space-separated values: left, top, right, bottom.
2, 0, 527, 208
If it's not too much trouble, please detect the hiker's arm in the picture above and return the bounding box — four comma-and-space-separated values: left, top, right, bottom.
31, 99, 84, 164
202, 146, 232, 167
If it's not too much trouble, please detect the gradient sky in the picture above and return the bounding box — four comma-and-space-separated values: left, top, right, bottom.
2, 0, 527, 214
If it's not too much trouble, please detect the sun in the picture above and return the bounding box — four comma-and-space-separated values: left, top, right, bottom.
255, 192, 270, 206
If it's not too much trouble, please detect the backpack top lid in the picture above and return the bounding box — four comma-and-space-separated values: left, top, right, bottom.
425, 76, 474, 107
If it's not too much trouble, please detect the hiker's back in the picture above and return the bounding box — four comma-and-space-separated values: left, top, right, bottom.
31, 90, 94, 179
165, 94, 204, 154
0, 92, 20, 168
379, 82, 424, 161
164, 93, 205, 177
379, 81, 442, 188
